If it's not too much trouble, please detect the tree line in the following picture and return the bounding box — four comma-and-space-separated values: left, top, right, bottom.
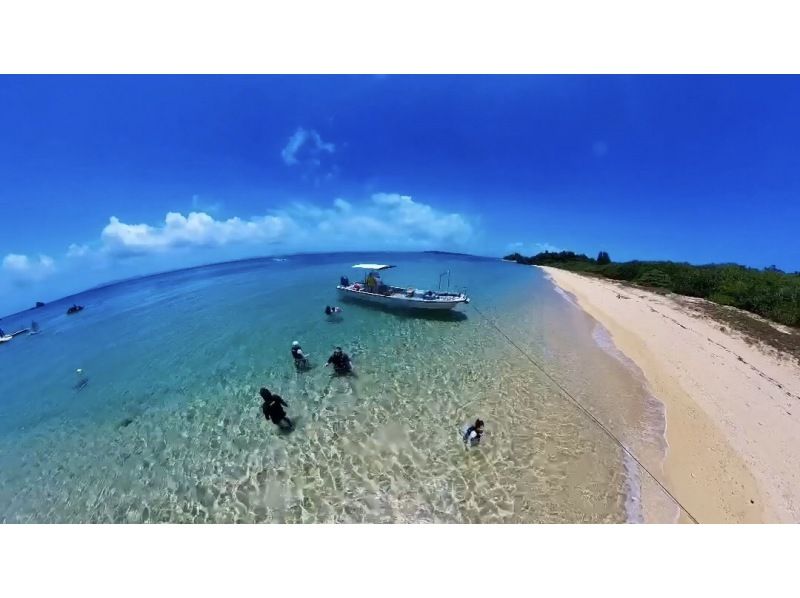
503, 250, 800, 328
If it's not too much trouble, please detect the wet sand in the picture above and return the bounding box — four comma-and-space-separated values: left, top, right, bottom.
540, 266, 800, 523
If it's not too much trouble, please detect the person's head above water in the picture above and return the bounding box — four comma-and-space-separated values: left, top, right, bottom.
259, 387, 272, 401
334, 346, 342, 354
474, 419, 485, 431
292, 341, 300, 348
325, 306, 332, 314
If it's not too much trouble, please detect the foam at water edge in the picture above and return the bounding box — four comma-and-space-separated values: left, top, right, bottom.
543, 273, 666, 522
622, 450, 643, 523
550, 285, 580, 308
537, 267, 578, 304
590, 322, 679, 523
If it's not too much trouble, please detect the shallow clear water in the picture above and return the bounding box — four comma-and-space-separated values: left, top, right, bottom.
0, 253, 676, 523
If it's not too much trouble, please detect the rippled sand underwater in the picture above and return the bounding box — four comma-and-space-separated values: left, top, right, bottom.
0, 254, 675, 523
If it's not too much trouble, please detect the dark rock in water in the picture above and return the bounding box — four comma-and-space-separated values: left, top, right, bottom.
35, 301, 45, 308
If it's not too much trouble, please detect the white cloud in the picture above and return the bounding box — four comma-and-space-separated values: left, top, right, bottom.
2, 253, 56, 282
67, 243, 90, 258
333, 198, 351, 212
281, 127, 335, 166
368, 193, 472, 242
272, 193, 474, 251
55, 192, 475, 264
100, 211, 293, 256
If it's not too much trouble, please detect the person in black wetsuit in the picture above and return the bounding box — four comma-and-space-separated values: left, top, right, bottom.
463, 418, 485, 449
325, 346, 353, 375
291, 341, 309, 370
260, 388, 293, 430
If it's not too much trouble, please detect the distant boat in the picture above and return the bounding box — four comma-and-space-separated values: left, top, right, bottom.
0, 327, 28, 343
272, 258, 288, 262
35, 301, 45, 308
337, 263, 470, 311
66, 304, 84, 315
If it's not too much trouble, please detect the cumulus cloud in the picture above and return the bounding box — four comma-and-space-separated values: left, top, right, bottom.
2, 253, 56, 283
333, 198, 351, 212
100, 211, 293, 256
368, 193, 472, 243
269, 193, 473, 250
67, 243, 90, 258
50, 192, 475, 266
281, 127, 335, 166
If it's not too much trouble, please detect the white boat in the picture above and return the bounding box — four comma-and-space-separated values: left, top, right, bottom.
336, 264, 470, 311
1, 328, 30, 343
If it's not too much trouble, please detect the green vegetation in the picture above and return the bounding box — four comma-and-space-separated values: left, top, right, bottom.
503, 250, 800, 328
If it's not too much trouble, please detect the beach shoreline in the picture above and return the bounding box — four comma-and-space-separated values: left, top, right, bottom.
539, 266, 800, 523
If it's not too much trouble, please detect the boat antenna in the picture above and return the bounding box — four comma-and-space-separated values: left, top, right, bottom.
438, 270, 451, 291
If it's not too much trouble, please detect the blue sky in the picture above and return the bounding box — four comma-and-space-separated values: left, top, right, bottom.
2, 75, 799, 315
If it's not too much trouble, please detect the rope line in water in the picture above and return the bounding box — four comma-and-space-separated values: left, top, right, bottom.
469, 303, 700, 524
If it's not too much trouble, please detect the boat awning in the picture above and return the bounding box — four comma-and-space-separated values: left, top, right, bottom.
352, 264, 395, 270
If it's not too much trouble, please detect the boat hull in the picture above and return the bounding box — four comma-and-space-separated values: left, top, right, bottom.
337, 286, 467, 311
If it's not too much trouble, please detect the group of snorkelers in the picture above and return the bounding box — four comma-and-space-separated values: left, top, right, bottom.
290, 340, 353, 374
260, 343, 354, 432
260, 303, 485, 448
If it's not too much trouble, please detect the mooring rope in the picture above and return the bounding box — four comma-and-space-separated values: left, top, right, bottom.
469, 303, 699, 524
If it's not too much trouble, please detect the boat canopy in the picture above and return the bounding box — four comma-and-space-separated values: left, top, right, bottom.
352, 264, 395, 270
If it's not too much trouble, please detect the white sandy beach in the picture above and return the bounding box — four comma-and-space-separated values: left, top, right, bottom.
540, 266, 800, 523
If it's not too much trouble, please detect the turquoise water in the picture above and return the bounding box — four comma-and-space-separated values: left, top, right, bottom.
0, 253, 675, 523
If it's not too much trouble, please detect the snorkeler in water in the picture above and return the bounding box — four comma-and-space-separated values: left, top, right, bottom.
463, 418, 485, 449
260, 387, 293, 431
291, 340, 310, 370
325, 346, 353, 375
74, 368, 89, 391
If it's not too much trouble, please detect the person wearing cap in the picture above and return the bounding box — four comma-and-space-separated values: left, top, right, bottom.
290, 340, 309, 370
74, 368, 89, 391
325, 346, 353, 375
